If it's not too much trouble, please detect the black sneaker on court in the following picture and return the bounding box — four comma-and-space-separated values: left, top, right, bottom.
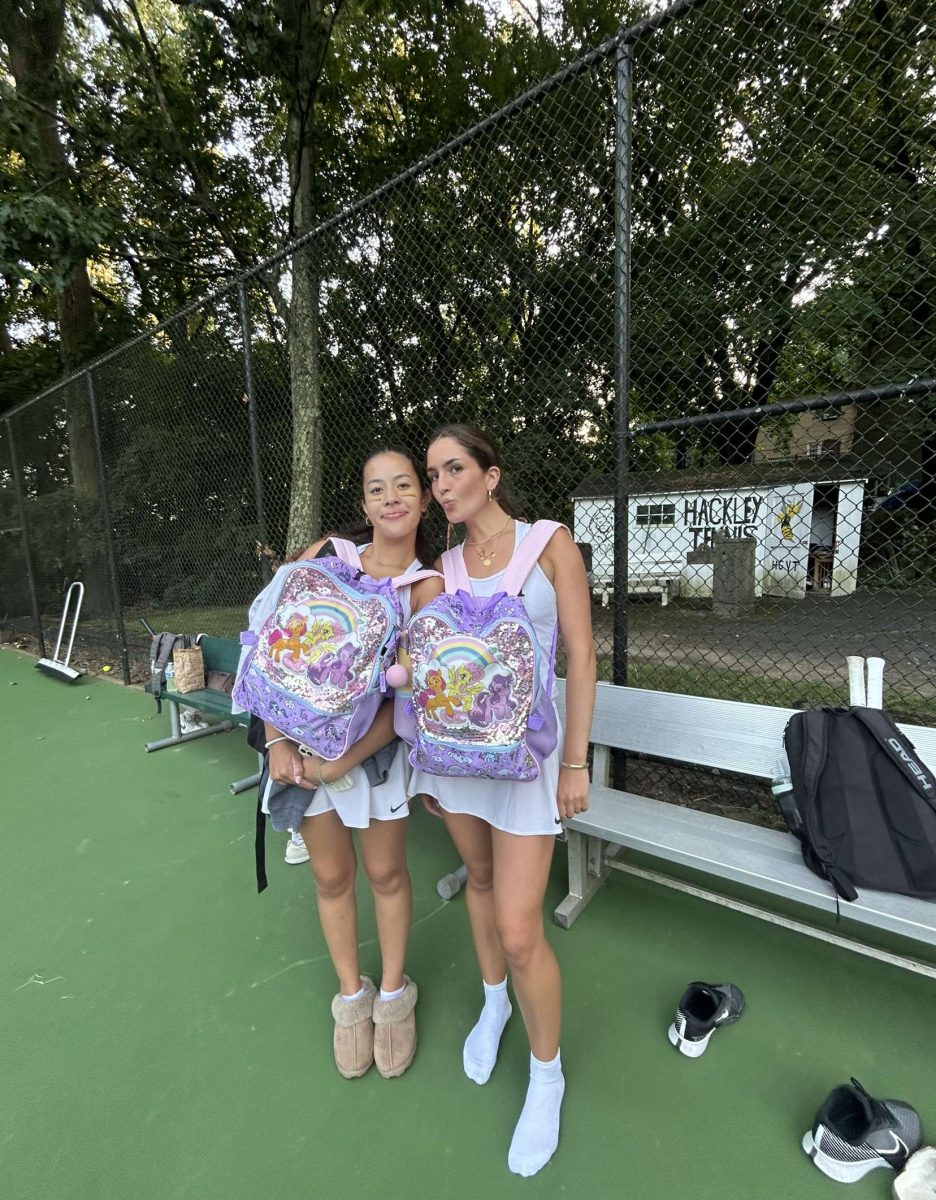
802, 1078, 922, 1184
666, 981, 745, 1058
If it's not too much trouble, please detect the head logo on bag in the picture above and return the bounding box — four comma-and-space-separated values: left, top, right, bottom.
399, 521, 561, 781
885, 737, 933, 790
233, 539, 435, 760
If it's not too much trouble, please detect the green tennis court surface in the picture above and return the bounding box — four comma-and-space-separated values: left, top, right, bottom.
2, 647, 931, 1200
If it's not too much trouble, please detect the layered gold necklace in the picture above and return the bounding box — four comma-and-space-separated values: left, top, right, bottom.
464, 516, 514, 567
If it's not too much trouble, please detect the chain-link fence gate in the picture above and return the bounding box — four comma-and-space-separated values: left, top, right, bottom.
2, 0, 933, 824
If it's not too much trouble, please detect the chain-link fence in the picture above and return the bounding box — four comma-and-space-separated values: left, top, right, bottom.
2, 0, 934, 825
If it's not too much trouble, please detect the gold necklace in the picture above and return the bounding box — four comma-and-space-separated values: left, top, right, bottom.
365, 547, 412, 573
464, 517, 513, 568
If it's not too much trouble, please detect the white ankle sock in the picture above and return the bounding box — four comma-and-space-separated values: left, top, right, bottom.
463, 977, 511, 1085
379, 983, 405, 1002
340, 981, 366, 1003
507, 1050, 565, 1177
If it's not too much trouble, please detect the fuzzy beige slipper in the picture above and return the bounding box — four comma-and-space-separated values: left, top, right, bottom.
331, 977, 377, 1079
373, 976, 418, 1078
893, 1148, 936, 1200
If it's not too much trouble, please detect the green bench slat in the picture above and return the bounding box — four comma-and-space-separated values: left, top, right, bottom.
198, 636, 242, 674
163, 687, 249, 724
155, 635, 248, 724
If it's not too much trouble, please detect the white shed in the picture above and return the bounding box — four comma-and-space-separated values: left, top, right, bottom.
573, 463, 867, 601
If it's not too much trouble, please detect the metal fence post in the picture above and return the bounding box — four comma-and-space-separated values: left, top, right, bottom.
85, 373, 131, 685
5, 417, 46, 657
238, 282, 272, 583
612, 37, 634, 786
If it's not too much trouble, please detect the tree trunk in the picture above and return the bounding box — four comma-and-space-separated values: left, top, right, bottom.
279, 0, 333, 553
287, 218, 324, 550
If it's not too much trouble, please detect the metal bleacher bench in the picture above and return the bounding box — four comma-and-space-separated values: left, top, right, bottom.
554, 680, 936, 978
144, 635, 260, 795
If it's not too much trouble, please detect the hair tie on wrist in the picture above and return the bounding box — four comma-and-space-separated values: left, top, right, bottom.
265, 735, 293, 750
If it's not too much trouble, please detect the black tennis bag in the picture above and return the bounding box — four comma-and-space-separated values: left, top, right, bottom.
780, 708, 936, 901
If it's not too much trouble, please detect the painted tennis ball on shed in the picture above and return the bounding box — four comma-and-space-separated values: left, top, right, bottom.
386, 663, 409, 689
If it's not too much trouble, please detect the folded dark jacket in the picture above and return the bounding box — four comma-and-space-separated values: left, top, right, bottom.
261, 739, 399, 832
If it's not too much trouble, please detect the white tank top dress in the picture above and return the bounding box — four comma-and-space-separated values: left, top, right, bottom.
259, 548, 419, 829
407, 522, 563, 837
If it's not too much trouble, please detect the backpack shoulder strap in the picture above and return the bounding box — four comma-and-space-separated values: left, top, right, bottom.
440, 546, 472, 595
850, 708, 936, 809
150, 632, 189, 709
787, 709, 859, 902
392, 567, 442, 588
328, 538, 363, 569
502, 521, 564, 596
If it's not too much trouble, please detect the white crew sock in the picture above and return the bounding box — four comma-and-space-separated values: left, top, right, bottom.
340, 981, 366, 1003
379, 983, 406, 1003
463, 977, 512, 1085
507, 1050, 565, 1178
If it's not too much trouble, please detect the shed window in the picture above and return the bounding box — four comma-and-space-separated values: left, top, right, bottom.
635, 503, 676, 526
806, 439, 842, 458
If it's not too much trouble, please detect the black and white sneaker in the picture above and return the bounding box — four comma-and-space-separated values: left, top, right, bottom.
666, 981, 745, 1058
802, 1078, 922, 1184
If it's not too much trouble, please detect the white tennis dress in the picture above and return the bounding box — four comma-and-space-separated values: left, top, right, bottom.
235, 546, 419, 829
406, 522, 563, 836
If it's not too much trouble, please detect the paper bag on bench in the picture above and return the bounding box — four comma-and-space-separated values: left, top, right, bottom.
173, 645, 205, 693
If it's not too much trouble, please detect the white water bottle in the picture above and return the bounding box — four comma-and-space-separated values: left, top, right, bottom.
771, 755, 799, 827
770, 755, 792, 799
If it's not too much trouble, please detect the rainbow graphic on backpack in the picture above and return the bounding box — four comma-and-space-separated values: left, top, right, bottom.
233, 539, 434, 760
398, 521, 561, 781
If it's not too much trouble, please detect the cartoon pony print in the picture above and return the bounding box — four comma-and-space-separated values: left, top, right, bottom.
419, 663, 484, 724
777, 501, 801, 542
307, 641, 358, 687
269, 611, 310, 668
469, 673, 516, 727
447, 663, 484, 715
419, 669, 456, 720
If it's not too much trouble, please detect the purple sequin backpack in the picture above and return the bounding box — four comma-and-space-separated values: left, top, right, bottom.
399, 521, 562, 781
233, 539, 435, 760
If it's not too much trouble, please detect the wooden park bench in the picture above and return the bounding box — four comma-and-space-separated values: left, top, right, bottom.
144, 635, 260, 795
554, 681, 936, 978
597, 571, 680, 608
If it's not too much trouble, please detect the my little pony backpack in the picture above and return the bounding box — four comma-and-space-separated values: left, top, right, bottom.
399, 521, 562, 781
233, 539, 434, 760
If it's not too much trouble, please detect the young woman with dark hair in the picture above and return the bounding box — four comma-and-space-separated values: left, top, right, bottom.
410, 424, 596, 1176
247, 447, 442, 1080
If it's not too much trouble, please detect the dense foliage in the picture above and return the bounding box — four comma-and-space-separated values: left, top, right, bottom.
1, 0, 933, 612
